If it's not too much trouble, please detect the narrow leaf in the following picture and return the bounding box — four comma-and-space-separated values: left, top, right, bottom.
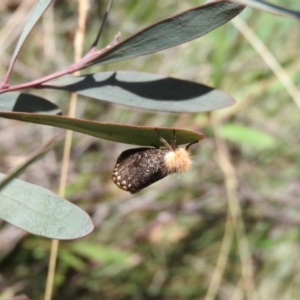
6, 0, 54, 79
0, 92, 61, 114
43, 72, 235, 112
230, 0, 300, 19
84, 1, 245, 66
0, 174, 93, 239
0, 136, 57, 190
220, 123, 276, 150
72, 242, 132, 265
0, 112, 204, 146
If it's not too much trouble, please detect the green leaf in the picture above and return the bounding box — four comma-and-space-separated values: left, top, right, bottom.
6, 0, 53, 77
220, 123, 276, 150
59, 249, 87, 271
0, 137, 57, 190
43, 72, 235, 112
0, 112, 204, 147
72, 242, 132, 266
0, 173, 93, 239
230, 0, 300, 19
83, 1, 245, 66
0, 92, 61, 114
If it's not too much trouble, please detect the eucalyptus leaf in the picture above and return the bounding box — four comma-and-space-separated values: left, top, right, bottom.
229, 0, 300, 19
0, 92, 61, 114
0, 137, 57, 190
6, 0, 54, 78
83, 1, 245, 67
43, 72, 235, 112
0, 173, 93, 239
0, 112, 204, 146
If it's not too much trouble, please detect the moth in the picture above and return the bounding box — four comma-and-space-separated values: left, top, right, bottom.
112, 129, 198, 194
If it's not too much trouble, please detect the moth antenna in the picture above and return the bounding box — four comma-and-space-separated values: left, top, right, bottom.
186, 140, 199, 150
155, 128, 173, 150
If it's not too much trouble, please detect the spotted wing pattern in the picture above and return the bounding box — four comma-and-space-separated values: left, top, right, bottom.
112, 147, 169, 194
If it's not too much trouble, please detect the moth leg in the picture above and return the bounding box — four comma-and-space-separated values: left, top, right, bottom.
155, 128, 172, 150
186, 140, 199, 150
171, 129, 177, 150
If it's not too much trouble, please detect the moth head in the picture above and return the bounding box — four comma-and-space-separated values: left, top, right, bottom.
156, 128, 198, 174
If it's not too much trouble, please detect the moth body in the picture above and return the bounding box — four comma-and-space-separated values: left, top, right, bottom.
164, 147, 191, 173
112, 129, 198, 194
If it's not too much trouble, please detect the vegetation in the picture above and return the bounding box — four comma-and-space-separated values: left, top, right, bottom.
0, 1, 299, 299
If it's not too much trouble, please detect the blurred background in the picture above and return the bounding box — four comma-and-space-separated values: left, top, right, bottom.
0, 0, 300, 299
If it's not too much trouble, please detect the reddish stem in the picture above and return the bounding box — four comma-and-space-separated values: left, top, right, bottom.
0, 33, 120, 94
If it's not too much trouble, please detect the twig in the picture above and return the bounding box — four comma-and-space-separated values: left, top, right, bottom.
0, 33, 120, 94
211, 115, 259, 300
204, 211, 234, 300
91, 0, 113, 48
231, 16, 300, 110
44, 1, 89, 300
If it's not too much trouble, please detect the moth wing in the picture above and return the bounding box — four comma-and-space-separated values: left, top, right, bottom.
116, 148, 153, 164
113, 148, 169, 194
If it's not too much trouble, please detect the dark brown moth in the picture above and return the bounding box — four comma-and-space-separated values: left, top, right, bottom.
112, 129, 198, 194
